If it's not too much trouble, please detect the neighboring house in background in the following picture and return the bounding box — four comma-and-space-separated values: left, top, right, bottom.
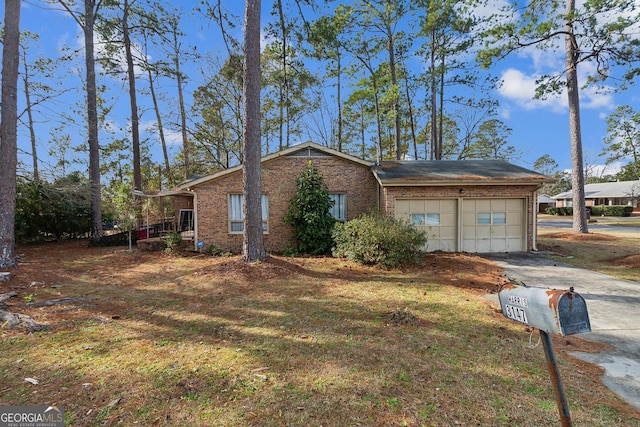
173, 142, 553, 254
553, 180, 640, 213
537, 194, 557, 213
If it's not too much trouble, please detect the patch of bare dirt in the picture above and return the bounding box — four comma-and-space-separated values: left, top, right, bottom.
415, 252, 509, 293
196, 255, 310, 284
610, 254, 640, 269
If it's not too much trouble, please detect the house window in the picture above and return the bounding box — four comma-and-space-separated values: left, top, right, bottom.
426, 213, 441, 226
478, 212, 506, 225
411, 213, 425, 225
493, 212, 506, 224
329, 194, 346, 222
411, 213, 440, 226
477, 212, 491, 225
229, 194, 269, 233
179, 209, 194, 231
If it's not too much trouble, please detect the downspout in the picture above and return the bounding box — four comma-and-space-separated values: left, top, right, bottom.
193, 191, 198, 252
532, 190, 538, 251
372, 165, 383, 213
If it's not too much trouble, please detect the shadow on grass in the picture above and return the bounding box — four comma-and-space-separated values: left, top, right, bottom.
2, 244, 639, 426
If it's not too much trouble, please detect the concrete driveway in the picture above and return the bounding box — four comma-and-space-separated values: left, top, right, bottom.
483, 252, 640, 410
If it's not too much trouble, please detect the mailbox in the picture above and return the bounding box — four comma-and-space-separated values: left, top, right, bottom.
498, 284, 591, 336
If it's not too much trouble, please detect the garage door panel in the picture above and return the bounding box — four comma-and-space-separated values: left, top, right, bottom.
506, 199, 522, 210
462, 213, 475, 225
429, 240, 454, 252
507, 238, 523, 252
440, 214, 456, 226
491, 199, 506, 210
476, 239, 491, 252
424, 200, 441, 211
475, 199, 491, 210
476, 227, 491, 239
397, 199, 457, 252
506, 215, 520, 225
506, 225, 522, 238
462, 240, 476, 252
411, 200, 426, 213
462, 226, 476, 239
491, 226, 507, 238
462, 198, 525, 253
492, 239, 507, 252
396, 200, 410, 218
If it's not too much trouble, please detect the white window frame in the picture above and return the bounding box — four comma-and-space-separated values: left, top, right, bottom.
411, 213, 425, 226
329, 193, 346, 222
411, 212, 440, 226
477, 212, 507, 225
229, 194, 269, 234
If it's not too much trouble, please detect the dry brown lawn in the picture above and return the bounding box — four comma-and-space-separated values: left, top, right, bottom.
1, 239, 639, 426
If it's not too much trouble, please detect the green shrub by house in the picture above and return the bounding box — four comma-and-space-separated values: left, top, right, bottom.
332, 212, 427, 268
284, 162, 336, 255
590, 205, 634, 217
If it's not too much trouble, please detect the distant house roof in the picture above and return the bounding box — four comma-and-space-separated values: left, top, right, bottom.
178, 141, 373, 189
538, 194, 556, 204
372, 160, 554, 186
552, 180, 640, 200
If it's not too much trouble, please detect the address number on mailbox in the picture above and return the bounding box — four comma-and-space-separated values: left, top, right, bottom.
504, 304, 528, 324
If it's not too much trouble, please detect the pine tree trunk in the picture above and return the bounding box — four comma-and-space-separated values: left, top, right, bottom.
565, 0, 588, 233
386, 27, 401, 160
147, 67, 172, 184
172, 28, 190, 180
85, 0, 103, 244
22, 51, 39, 181
429, 30, 438, 160
123, 0, 142, 191
337, 54, 343, 152
0, 0, 21, 269
242, 0, 266, 262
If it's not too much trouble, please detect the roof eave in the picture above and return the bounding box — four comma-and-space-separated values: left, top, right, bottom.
378, 179, 551, 187
179, 141, 373, 189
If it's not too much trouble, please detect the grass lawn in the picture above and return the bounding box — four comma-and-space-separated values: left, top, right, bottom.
1, 240, 639, 426
537, 224, 640, 283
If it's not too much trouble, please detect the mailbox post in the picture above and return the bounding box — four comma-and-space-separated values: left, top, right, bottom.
498, 284, 591, 427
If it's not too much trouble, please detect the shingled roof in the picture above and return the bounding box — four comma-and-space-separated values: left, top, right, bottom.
553, 180, 640, 199
372, 160, 553, 186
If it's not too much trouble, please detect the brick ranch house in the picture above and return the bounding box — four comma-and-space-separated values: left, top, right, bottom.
552, 180, 640, 214
171, 142, 553, 254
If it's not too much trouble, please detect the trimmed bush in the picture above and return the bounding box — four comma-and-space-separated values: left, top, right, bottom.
332, 212, 427, 269
590, 205, 634, 217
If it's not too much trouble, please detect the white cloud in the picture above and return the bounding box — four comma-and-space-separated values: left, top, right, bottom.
498, 68, 566, 112
498, 67, 614, 113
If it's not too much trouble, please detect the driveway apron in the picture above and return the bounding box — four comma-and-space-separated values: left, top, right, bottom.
483, 252, 640, 411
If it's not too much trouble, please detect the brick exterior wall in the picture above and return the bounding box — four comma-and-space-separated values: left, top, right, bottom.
194, 155, 379, 253
380, 184, 539, 251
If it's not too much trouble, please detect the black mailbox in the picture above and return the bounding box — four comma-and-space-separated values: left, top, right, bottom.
498, 284, 591, 336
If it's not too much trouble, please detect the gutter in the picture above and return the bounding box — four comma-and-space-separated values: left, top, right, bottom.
377, 180, 551, 187
533, 190, 538, 251
193, 191, 199, 252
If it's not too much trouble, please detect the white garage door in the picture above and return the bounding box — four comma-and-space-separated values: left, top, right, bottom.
395, 199, 457, 252
462, 199, 525, 253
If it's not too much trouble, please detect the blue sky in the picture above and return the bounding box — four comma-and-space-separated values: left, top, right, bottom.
8, 0, 639, 179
